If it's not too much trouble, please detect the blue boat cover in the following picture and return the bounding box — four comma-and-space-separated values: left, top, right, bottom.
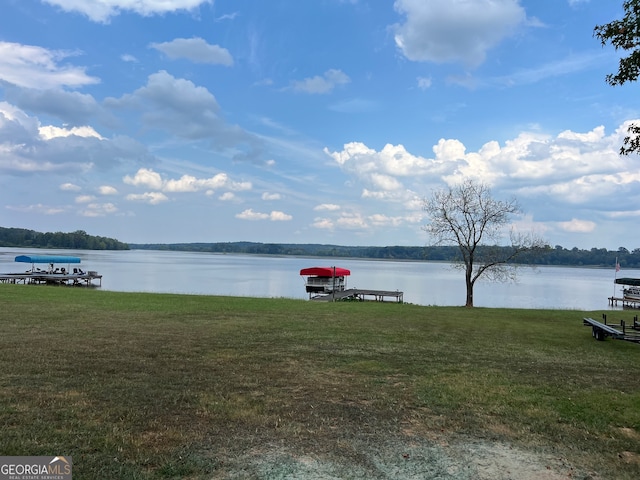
15, 255, 81, 264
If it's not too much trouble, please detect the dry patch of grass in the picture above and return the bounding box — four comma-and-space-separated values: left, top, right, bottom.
0, 285, 638, 478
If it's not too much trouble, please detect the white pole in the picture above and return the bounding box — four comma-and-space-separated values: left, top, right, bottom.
332, 266, 336, 302
614, 257, 618, 298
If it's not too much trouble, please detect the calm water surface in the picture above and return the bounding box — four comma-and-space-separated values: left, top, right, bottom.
1, 247, 637, 311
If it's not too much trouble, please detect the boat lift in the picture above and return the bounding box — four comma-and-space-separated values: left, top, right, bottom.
300, 266, 350, 297
299, 266, 404, 303
583, 314, 640, 343
608, 277, 640, 308
0, 254, 102, 287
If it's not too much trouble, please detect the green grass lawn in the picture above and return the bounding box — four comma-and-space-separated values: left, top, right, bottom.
1, 285, 639, 479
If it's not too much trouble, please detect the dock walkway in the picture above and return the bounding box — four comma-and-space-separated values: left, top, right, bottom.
608, 296, 640, 308
0, 272, 102, 287
311, 288, 403, 303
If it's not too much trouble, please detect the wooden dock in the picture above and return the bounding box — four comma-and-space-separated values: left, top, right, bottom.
0, 271, 102, 287
608, 296, 640, 308
310, 288, 403, 303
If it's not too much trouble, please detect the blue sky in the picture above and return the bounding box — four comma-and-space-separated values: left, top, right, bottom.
0, 0, 637, 250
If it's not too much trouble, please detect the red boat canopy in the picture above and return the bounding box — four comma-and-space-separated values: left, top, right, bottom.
300, 267, 350, 277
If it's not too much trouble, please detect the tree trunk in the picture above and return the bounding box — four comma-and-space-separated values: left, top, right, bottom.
465, 269, 474, 307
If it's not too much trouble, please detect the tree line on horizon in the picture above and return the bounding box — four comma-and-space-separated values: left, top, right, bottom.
130, 241, 640, 269
1, 226, 639, 269
0, 227, 129, 251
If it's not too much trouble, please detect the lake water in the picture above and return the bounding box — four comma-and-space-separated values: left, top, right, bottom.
1, 247, 637, 311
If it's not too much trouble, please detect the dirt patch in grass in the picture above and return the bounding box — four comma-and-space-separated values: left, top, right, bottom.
214, 435, 594, 479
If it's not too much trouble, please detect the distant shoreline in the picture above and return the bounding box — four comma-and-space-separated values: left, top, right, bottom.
1, 222, 639, 269
126, 242, 640, 269
1, 239, 639, 269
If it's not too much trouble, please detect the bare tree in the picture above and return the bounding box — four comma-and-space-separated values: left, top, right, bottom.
423, 179, 545, 307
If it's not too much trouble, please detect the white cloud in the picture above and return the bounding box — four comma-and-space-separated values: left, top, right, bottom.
393, 0, 526, 67
0, 42, 99, 89
290, 69, 350, 94
369, 213, 404, 227
362, 189, 395, 200
403, 210, 424, 223
312, 210, 376, 233
123, 168, 164, 190
327, 122, 640, 235
43, 0, 211, 23
123, 168, 251, 193
219, 192, 235, 201
608, 209, 640, 219
6, 203, 67, 215
330, 125, 632, 194
39, 125, 104, 140
312, 217, 334, 230
236, 208, 268, 220
99, 185, 118, 195
75, 195, 96, 203
236, 209, 292, 221
79, 203, 118, 217
324, 142, 441, 200
150, 38, 233, 66
370, 173, 403, 191
557, 125, 606, 143
326, 142, 435, 176
326, 142, 374, 166
521, 170, 640, 204
336, 212, 369, 230
165, 174, 234, 192
269, 211, 293, 221
215, 12, 239, 21
314, 203, 341, 211
60, 183, 81, 191
125, 192, 168, 204
404, 196, 423, 211
262, 192, 281, 200
557, 218, 596, 233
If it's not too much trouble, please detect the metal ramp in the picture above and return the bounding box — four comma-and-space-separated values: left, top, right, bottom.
311, 288, 404, 303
